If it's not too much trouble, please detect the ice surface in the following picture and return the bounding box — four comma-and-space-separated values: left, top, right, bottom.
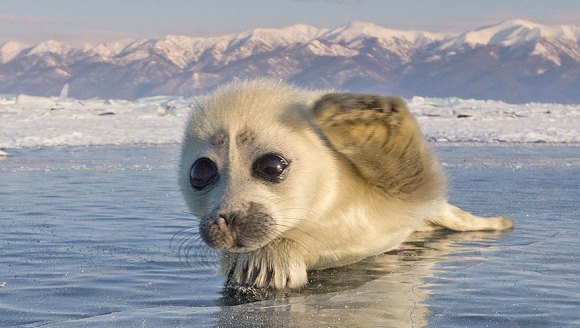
1, 94, 579, 150
1, 146, 578, 327
408, 96, 580, 143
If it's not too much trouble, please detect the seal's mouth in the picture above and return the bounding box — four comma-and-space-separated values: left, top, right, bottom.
199, 203, 277, 253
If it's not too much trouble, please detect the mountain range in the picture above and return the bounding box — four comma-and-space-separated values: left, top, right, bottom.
1, 19, 579, 103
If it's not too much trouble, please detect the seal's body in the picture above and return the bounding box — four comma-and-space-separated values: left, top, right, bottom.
179, 80, 512, 289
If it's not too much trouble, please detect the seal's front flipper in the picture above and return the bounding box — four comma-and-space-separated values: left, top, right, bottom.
422, 203, 513, 231
223, 240, 308, 290
312, 93, 409, 154
312, 93, 444, 200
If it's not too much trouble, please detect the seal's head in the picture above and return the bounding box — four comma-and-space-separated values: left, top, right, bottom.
179, 80, 339, 253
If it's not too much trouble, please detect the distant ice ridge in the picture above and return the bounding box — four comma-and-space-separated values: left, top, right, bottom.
0, 94, 579, 149
408, 96, 580, 144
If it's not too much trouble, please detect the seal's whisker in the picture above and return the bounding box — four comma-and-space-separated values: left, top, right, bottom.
171, 225, 220, 269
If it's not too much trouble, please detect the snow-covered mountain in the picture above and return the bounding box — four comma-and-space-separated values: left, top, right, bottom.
1, 19, 578, 103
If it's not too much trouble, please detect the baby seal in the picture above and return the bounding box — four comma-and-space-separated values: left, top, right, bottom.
179, 79, 512, 290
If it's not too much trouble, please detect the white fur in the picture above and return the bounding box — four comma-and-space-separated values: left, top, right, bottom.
179, 79, 512, 289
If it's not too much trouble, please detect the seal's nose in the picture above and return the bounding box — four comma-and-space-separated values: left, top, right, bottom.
215, 215, 229, 231
217, 212, 237, 226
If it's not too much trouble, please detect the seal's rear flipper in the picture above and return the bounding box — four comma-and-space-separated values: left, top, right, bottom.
421, 203, 513, 232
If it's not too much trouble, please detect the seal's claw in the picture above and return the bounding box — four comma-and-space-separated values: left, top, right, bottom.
225, 242, 307, 289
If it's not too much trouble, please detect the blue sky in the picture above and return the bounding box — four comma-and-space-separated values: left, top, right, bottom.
1, 0, 578, 45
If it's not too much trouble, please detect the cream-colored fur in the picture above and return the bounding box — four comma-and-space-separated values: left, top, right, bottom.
179, 79, 513, 290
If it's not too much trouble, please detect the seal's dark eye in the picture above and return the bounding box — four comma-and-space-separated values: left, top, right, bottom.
252, 153, 289, 183
190, 157, 219, 190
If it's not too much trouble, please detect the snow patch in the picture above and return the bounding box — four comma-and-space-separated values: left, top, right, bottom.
0, 94, 578, 149
27, 40, 74, 56
438, 19, 580, 55
0, 41, 28, 63
321, 21, 444, 45
305, 40, 358, 57
531, 42, 562, 65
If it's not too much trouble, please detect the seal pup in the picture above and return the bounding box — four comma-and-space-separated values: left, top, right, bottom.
179, 79, 512, 290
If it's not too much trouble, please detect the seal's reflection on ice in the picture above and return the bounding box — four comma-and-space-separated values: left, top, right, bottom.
215, 229, 510, 327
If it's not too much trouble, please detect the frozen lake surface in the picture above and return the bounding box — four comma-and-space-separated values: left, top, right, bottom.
0, 145, 578, 327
